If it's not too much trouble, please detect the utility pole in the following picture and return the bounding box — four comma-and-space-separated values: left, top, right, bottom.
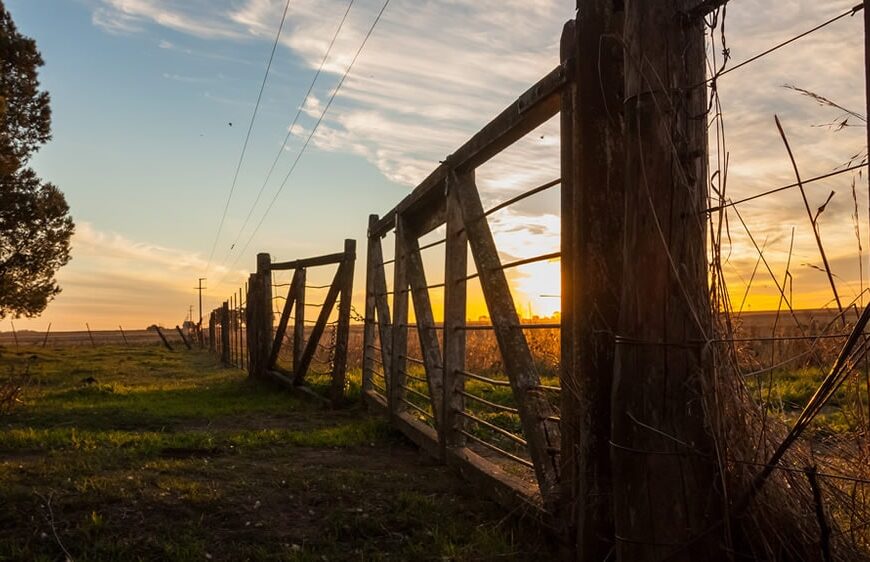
194, 277, 207, 348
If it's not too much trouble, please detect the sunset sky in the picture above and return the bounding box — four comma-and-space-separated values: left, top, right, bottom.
2, 0, 867, 331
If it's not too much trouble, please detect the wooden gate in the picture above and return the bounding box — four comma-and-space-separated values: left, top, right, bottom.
362, 66, 566, 510
247, 240, 356, 405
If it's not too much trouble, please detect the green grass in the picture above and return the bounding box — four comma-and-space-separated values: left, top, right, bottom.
0, 345, 553, 561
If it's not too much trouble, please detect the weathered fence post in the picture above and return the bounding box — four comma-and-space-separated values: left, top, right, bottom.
611, 1, 724, 559
42, 323, 51, 347
560, 4, 625, 558
442, 173, 469, 455
155, 326, 174, 352
176, 325, 192, 350
389, 215, 410, 420
363, 217, 379, 393
248, 253, 273, 379
221, 301, 230, 365
86, 323, 96, 348
246, 274, 261, 377
330, 239, 356, 404
292, 269, 305, 372
208, 312, 216, 352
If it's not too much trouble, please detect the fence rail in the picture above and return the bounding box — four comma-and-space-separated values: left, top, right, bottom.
361, 41, 567, 513
207, 241, 356, 405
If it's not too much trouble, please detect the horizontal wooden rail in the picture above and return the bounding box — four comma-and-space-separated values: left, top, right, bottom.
270, 251, 351, 271
371, 64, 568, 238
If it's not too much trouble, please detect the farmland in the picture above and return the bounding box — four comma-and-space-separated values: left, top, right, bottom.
0, 345, 553, 561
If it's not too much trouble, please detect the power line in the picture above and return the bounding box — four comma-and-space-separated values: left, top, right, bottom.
205, 0, 292, 273
218, 0, 392, 288
219, 0, 357, 271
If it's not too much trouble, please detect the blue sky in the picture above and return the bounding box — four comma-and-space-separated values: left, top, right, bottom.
3, 0, 867, 330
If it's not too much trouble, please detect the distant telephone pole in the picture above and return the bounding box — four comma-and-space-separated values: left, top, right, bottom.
195, 278, 207, 348
194, 278, 207, 326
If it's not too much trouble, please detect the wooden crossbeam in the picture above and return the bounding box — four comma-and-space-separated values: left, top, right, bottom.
268, 268, 302, 369
402, 232, 444, 429
453, 173, 561, 507
293, 263, 344, 386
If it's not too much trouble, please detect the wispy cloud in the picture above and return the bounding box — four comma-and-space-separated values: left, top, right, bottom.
87, 0, 868, 312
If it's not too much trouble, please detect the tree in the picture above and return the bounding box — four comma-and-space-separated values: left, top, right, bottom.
0, 0, 73, 319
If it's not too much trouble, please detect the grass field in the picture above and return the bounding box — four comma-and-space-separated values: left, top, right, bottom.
0, 346, 554, 561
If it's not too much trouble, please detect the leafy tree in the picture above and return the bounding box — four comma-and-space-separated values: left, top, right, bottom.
0, 0, 73, 318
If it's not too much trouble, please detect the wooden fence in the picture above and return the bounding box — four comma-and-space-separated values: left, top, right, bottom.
207, 241, 357, 405
361, 50, 567, 514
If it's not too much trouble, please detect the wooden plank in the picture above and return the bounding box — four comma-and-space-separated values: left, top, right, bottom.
293, 268, 306, 373
443, 172, 469, 451
156, 326, 174, 352
175, 325, 192, 350
330, 239, 356, 404
270, 251, 350, 271
454, 173, 561, 509
560, 9, 624, 559
370, 65, 567, 238
612, 2, 723, 560
268, 269, 301, 368
389, 215, 410, 417
362, 216, 380, 392
238, 287, 244, 369
221, 302, 230, 364
446, 447, 543, 516
251, 253, 273, 379
245, 274, 259, 377
394, 411, 441, 460
363, 388, 388, 416
294, 263, 343, 385
402, 231, 444, 431
372, 245, 393, 381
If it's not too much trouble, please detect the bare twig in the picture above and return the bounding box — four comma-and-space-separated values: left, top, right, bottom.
35, 492, 73, 561
775, 115, 845, 321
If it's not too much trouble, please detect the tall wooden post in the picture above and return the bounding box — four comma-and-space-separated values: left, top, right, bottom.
390, 215, 410, 418
442, 173, 469, 453
220, 301, 230, 366
251, 253, 273, 379
331, 239, 356, 404
560, 3, 625, 559
363, 216, 380, 392
246, 273, 260, 376
208, 312, 215, 352
293, 268, 306, 372
611, 1, 724, 559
